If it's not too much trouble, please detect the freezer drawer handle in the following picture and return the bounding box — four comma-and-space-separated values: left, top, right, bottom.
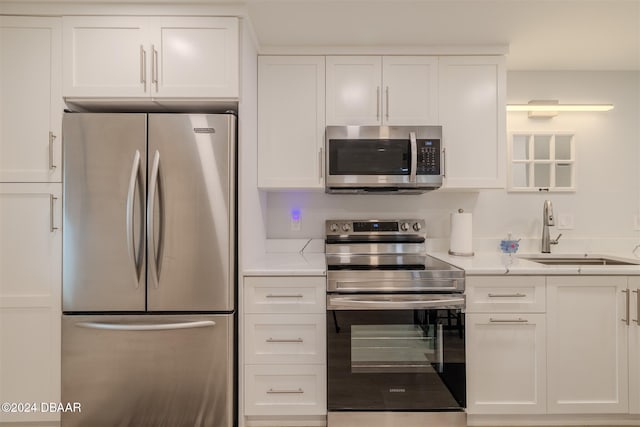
75, 320, 216, 331
489, 318, 528, 323
266, 388, 304, 394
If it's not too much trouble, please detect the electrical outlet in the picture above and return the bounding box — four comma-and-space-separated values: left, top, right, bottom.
557, 213, 574, 230
290, 209, 302, 231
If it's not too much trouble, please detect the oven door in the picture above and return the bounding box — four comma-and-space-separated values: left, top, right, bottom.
327, 294, 466, 413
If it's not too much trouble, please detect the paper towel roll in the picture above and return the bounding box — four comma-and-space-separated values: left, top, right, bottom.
449, 210, 474, 256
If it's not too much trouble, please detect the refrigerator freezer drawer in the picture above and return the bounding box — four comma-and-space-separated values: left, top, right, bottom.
62, 314, 234, 427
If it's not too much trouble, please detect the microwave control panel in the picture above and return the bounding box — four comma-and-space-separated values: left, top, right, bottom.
416, 139, 441, 175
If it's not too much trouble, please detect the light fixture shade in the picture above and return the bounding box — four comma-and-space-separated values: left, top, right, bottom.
506, 100, 614, 117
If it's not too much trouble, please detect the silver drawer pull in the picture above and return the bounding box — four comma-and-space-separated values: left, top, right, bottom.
633, 289, 639, 325
266, 294, 304, 298
266, 337, 303, 343
489, 318, 528, 323
487, 293, 526, 298
267, 388, 304, 394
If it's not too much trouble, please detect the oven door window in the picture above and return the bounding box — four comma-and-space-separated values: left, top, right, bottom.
327, 309, 465, 411
329, 139, 410, 175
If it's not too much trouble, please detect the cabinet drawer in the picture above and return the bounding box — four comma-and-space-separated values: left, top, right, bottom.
466, 276, 545, 313
244, 276, 326, 314
244, 364, 326, 416
245, 314, 326, 365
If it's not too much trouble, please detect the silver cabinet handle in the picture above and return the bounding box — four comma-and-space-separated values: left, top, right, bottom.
385, 86, 390, 121
151, 44, 158, 92
488, 293, 527, 298
48, 132, 56, 170
622, 289, 630, 325
442, 147, 446, 178
266, 338, 304, 343
489, 318, 528, 323
126, 150, 142, 288
376, 86, 380, 121
266, 294, 304, 298
140, 45, 147, 91
634, 289, 639, 325
76, 320, 215, 331
266, 388, 304, 394
49, 194, 59, 232
319, 147, 324, 180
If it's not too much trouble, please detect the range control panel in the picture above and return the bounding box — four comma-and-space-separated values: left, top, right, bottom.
325, 219, 426, 236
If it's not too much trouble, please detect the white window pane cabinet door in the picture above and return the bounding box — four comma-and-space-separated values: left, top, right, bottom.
466, 313, 546, 414
382, 56, 438, 125
62, 16, 151, 98
152, 17, 238, 98
439, 56, 506, 189
326, 56, 382, 125
0, 17, 62, 183
547, 276, 629, 414
630, 276, 640, 414
258, 56, 325, 189
0, 183, 62, 423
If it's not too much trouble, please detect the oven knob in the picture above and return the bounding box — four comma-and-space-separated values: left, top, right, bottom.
400, 222, 410, 231
413, 222, 422, 231
329, 223, 339, 232
341, 223, 351, 232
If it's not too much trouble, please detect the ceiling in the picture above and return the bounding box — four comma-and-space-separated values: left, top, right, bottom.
245, 0, 640, 70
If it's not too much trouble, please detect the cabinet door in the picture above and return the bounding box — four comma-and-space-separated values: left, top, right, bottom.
466, 313, 546, 414
630, 276, 640, 414
547, 276, 628, 414
151, 17, 238, 98
382, 56, 438, 125
0, 183, 61, 423
439, 56, 506, 188
63, 16, 151, 98
326, 56, 381, 125
0, 17, 62, 183
258, 56, 325, 189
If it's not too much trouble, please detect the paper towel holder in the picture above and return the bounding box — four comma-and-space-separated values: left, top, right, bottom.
448, 208, 475, 257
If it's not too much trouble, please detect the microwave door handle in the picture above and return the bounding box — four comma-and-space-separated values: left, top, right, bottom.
409, 131, 417, 183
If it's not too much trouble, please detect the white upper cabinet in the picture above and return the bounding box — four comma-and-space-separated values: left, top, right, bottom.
258, 56, 325, 190
326, 56, 438, 125
62, 16, 238, 100
0, 17, 62, 183
439, 56, 506, 189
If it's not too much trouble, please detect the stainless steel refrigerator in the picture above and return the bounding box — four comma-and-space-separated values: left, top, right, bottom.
61, 113, 236, 427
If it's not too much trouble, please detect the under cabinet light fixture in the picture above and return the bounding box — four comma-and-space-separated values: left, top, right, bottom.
506, 100, 614, 118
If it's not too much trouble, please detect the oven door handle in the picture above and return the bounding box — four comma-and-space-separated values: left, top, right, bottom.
327, 294, 465, 310
409, 131, 417, 183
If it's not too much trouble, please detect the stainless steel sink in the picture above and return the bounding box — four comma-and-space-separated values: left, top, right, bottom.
519, 255, 640, 266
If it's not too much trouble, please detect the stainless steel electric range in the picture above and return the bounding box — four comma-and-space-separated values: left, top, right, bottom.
325, 219, 466, 427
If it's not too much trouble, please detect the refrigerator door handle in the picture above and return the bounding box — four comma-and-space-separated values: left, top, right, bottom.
148, 150, 161, 288
126, 150, 142, 288
75, 320, 216, 331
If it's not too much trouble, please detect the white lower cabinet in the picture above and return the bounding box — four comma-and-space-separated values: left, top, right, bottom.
243, 276, 326, 422
547, 276, 629, 414
0, 183, 62, 423
629, 276, 640, 414
466, 276, 546, 415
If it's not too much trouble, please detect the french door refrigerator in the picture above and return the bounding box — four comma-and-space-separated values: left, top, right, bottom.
61, 113, 236, 427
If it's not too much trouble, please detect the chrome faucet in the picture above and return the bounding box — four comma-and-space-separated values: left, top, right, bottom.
542, 200, 562, 253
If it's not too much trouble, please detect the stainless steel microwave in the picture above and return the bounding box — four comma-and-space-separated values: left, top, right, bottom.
325, 125, 443, 194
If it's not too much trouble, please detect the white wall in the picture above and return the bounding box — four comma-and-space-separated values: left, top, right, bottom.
264, 71, 640, 252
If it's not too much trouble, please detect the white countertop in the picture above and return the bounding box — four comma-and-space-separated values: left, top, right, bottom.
429, 251, 640, 275
242, 252, 326, 276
